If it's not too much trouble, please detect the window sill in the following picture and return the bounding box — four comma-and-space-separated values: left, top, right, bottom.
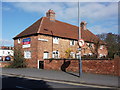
53, 43, 59, 44
70, 45, 75, 46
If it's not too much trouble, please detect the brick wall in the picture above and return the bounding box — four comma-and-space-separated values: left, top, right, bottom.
14, 34, 108, 68
14, 35, 38, 68
37, 35, 78, 60
0, 61, 12, 67
44, 57, 120, 76
37, 34, 108, 60
82, 60, 115, 75
44, 59, 79, 72
114, 56, 120, 76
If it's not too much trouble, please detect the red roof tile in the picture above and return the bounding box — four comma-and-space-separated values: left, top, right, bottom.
13, 17, 105, 44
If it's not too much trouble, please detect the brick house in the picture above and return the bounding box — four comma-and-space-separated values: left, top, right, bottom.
13, 9, 108, 68
0, 46, 13, 61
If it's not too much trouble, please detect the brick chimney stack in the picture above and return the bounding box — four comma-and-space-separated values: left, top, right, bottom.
46, 9, 55, 21
80, 21, 87, 30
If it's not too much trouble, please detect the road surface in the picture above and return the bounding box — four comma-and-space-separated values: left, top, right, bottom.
2, 75, 114, 90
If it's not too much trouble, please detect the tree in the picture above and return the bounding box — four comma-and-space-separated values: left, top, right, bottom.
97, 33, 107, 41
9, 47, 26, 68
86, 38, 100, 58
97, 33, 120, 58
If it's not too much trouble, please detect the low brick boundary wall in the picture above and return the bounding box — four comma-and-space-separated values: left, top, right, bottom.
44, 57, 120, 76
0, 61, 12, 67
114, 57, 120, 76
82, 60, 115, 75
44, 60, 79, 72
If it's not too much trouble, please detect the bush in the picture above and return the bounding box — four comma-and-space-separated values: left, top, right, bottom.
107, 51, 114, 59
65, 48, 73, 58
9, 47, 27, 68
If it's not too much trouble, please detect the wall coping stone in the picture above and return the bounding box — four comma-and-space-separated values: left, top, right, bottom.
44, 58, 113, 60
0, 61, 13, 63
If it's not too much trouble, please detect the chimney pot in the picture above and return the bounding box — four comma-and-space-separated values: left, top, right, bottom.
80, 21, 87, 30
46, 9, 55, 21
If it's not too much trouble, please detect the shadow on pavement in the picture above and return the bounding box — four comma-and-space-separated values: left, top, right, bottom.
118, 76, 120, 88
2, 75, 53, 89
61, 60, 79, 77
64, 72, 80, 78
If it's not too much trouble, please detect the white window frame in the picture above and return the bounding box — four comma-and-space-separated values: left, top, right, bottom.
70, 52, 75, 58
99, 54, 103, 58
53, 37, 59, 44
0, 56, 3, 61
43, 52, 49, 59
52, 51, 59, 58
76, 53, 80, 59
83, 53, 87, 56
89, 53, 93, 56
24, 51, 31, 59
100, 45, 104, 49
86, 43, 90, 46
18, 39, 21, 44
3, 51, 4, 54
70, 40, 75, 46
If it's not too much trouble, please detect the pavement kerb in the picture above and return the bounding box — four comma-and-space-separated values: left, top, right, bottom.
2, 73, 119, 90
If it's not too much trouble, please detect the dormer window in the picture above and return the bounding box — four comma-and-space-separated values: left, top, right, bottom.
53, 37, 59, 44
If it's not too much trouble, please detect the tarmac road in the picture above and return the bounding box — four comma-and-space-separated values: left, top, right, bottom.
1, 75, 114, 90
2, 68, 119, 88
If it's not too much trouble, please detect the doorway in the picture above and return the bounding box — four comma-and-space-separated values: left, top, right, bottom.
38, 61, 44, 69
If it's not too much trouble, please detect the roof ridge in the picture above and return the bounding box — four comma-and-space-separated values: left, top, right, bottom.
87, 30, 99, 40
37, 17, 45, 33
55, 19, 78, 28
43, 16, 78, 28
13, 17, 43, 39
13, 16, 105, 44
86, 29, 105, 44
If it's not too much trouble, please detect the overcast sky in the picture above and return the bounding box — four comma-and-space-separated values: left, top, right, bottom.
1, 1, 118, 46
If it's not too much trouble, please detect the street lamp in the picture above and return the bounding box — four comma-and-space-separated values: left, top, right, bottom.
78, 0, 82, 77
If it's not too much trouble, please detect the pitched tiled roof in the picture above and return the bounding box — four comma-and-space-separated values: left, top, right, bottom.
13, 17, 105, 44
13, 18, 43, 38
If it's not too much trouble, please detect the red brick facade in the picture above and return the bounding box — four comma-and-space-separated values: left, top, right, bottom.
14, 36, 38, 68
0, 61, 12, 67
14, 34, 108, 69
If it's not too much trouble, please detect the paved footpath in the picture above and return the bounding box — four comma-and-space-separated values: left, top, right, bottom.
1, 68, 120, 88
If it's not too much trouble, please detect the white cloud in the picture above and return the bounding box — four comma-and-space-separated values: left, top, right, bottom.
0, 39, 13, 46
12, 2, 118, 24
80, 2, 118, 34
4, 2, 118, 34
12, 2, 78, 25
80, 2, 118, 22
2, 6, 11, 11
2, 0, 119, 2
88, 24, 118, 34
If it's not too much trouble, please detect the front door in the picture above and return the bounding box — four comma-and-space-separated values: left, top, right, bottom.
38, 61, 44, 69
